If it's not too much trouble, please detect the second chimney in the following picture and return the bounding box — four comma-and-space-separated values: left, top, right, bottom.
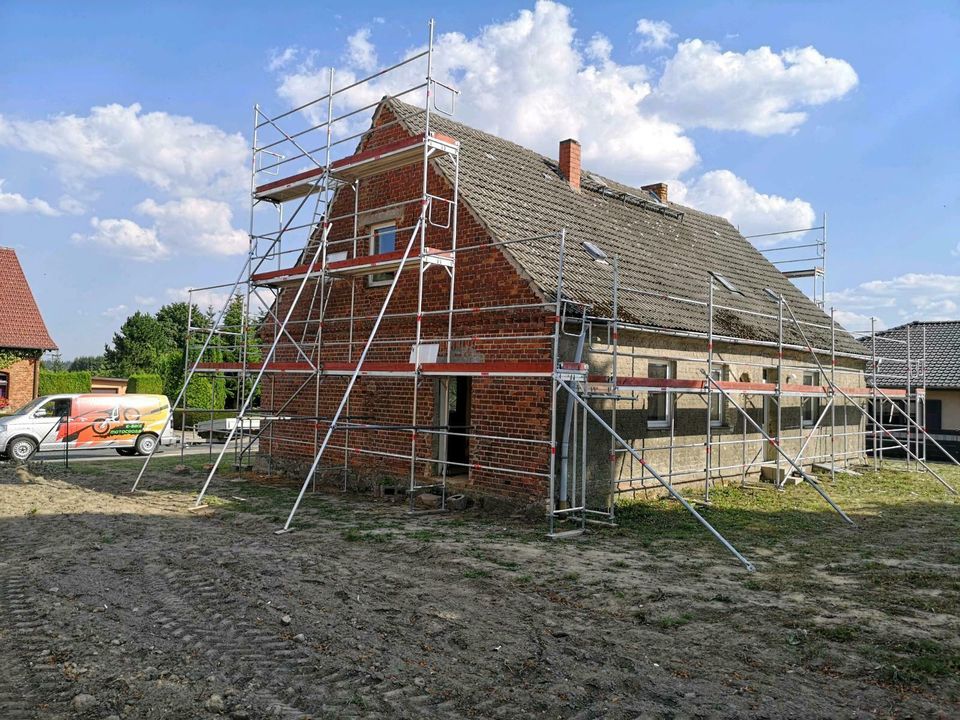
642, 182, 668, 203
559, 139, 581, 191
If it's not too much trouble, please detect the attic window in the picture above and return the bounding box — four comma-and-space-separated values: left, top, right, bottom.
644, 189, 665, 206
711, 272, 742, 295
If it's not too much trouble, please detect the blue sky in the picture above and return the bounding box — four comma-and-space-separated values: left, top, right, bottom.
1, 0, 958, 358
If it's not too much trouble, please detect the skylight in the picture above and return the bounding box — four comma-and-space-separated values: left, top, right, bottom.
582, 241, 608, 263
711, 272, 742, 295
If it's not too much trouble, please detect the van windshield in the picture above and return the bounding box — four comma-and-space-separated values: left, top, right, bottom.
3, 397, 47, 417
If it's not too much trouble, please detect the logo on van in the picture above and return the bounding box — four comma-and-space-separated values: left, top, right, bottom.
107, 422, 145, 437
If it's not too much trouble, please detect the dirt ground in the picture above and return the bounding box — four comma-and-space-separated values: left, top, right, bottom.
1, 456, 958, 720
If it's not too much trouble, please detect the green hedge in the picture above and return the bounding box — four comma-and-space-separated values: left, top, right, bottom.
126, 373, 164, 395
38, 370, 92, 395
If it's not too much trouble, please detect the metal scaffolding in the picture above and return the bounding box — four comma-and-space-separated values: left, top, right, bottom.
129, 20, 958, 572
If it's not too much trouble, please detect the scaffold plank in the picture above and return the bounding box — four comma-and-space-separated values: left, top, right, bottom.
254, 167, 326, 203
250, 247, 454, 287
586, 375, 914, 398
329, 131, 459, 182
195, 361, 314, 373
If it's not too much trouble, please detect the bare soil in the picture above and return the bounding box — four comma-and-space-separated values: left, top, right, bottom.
1, 457, 958, 719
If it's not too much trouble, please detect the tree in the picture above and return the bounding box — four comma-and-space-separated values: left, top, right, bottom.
69, 355, 106, 372
220, 295, 263, 408
43, 352, 67, 371
155, 301, 206, 354
103, 311, 167, 376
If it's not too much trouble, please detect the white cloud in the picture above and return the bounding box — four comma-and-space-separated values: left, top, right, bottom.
345, 28, 377, 72
0, 179, 59, 216
134, 295, 157, 306
58, 195, 86, 215
650, 40, 858, 135
268, 46, 299, 72
833, 309, 881, 335
101, 304, 129, 319
72, 217, 167, 262
0, 103, 248, 198
275, 1, 697, 183
69, 197, 245, 261
635, 19, 676, 51
137, 197, 247, 256
827, 273, 960, 330
271, 0, 856, 212
675, 170, 815, 240
166, 286, 232, 312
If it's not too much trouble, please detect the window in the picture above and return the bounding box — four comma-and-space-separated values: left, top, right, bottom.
0, 372, 8, 410
802, 371, 820, 427
368, 222, 397, 287
709, 366, 727, 427
37, 398, 71, 419
647, 361, 672, 429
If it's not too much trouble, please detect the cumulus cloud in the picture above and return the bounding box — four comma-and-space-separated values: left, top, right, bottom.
0, 103, 248, 198
827, 273, 960, 330
275, 1, 697, 183
72, 217, 167, 261
675, 170, 816, 240
271, 0, 856, 203
137, 197, 247, 256
650, 40, 858, 135
635, 19, 676, 51
70, 198, 246, 261
345, 28, 377, 72
0, 179, 59, 216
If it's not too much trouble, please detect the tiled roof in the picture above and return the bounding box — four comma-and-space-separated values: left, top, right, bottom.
384, 99, 862, 356
0, 247, 57, 351
861, 321, 960, 389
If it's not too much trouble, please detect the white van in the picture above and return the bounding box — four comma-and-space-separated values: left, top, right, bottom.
0, 393, 176, 461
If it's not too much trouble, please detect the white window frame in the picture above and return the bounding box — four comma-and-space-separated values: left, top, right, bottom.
367, 221, 398, 288
802, 370, 820, 427
647, 360, 672, 429
709, 366, 727, 427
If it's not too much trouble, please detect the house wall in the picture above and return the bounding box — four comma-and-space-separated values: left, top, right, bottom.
259, 108, 556, 504
928, 390, 960, 432
0, 357, 40, 411
563, 328, 867, 503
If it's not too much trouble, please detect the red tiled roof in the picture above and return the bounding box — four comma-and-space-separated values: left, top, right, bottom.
0, 247, 57, 351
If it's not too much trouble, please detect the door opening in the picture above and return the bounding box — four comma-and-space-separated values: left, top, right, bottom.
445, 376, 471, 475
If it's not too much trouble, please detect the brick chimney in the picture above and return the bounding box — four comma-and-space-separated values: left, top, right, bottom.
642, 182, 668, 203
559, 139, 581, 191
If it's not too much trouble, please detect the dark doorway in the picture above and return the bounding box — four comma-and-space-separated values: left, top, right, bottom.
446, 376, 471, 475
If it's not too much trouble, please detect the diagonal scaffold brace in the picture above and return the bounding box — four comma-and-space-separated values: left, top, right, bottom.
556, 377, 756, 572
778, 297, 958, 497
699, 370, 856, 526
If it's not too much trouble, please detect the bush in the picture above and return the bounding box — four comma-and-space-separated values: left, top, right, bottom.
38, 370, 91, 395
126, 373, 164, 395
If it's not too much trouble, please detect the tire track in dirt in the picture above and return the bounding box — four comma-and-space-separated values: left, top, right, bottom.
0, 566, 70, 720
146, 547, 468, 719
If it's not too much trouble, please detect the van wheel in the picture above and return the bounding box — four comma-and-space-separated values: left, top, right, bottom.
116, 448, 137, 456
8, 437, 37, 462
135, 434, 158, 456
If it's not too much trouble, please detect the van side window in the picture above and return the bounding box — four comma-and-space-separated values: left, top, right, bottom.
39, 399, 72, 418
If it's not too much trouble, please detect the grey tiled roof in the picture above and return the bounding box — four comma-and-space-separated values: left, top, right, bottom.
861, 321, 960, 389
386, 99, 862, 355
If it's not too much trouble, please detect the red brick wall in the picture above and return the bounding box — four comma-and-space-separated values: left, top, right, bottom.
260, 109, 556, 502
0, 357, 39, 411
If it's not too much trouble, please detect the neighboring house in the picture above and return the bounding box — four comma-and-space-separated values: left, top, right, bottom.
0, 247, 58, 411
863, 321, 960, 458
257, 98, 866, 505
90, 376, 128, 395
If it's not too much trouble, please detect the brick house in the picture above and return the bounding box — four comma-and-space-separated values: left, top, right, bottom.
0, 247, 57, 411
256, 98, 866, 507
